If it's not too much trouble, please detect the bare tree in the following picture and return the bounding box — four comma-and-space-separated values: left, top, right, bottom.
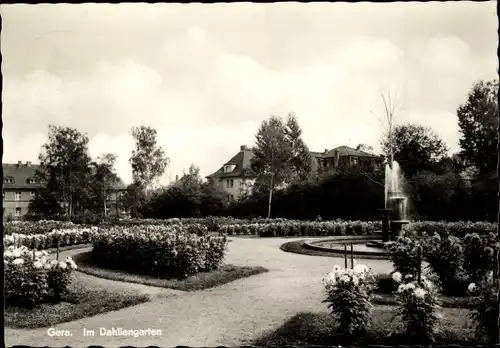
370, 86, 404, 166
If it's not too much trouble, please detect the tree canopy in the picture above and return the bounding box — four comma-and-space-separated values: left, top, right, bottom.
457, 79, 499, 175
381, 123, 449, 178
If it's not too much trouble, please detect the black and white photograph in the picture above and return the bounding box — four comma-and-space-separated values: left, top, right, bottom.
2, 2, 499, 346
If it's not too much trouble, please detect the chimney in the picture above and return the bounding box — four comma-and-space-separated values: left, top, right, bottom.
324, 149, 328, 154
240, 145, 247, 151
26, 161, 31, 167
175, 175, 179, 182
17, 161, 22, 167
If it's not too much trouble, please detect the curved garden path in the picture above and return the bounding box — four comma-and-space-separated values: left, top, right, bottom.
5, 237, 393, 347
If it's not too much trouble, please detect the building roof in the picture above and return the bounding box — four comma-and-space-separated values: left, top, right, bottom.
3, 162, 127, 190
319, 146, 380, 159
206, 146, 256, 179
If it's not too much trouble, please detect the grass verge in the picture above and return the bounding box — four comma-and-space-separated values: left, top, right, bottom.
5, 273, 150, 329
280, 240, 390, 260
252, 306, 481, 346
74, 251, 269, 291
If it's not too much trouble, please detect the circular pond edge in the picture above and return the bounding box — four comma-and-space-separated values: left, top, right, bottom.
281, 237, 391, 260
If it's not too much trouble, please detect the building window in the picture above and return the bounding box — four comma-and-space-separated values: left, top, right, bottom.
4, 177, 14, 184
352, 156, 359, 166
15, 207, 22, 217
30, 191, 36, 199
230, 179, 234, 188
26, 178, 37, 184
226, 179, 234, 188
230, 194, 234, 201
15, 192, 21, 201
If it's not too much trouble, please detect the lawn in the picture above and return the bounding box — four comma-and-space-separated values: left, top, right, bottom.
73, 250, 269, 291
5, 272, 150, 329
253, 306, 481, 346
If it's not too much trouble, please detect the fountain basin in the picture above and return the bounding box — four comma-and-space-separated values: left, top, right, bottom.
304, 236, 390, 257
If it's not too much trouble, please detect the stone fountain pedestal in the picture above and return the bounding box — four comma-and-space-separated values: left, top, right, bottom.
366, 190, 409, 249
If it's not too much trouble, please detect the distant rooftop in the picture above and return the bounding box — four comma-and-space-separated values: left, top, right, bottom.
3, 161, 127, 190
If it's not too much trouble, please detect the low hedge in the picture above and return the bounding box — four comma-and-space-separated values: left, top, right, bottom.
90, 225, 228, 278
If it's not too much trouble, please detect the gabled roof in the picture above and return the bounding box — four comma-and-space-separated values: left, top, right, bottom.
206, 148, 256, 179
3, 162, 127, 190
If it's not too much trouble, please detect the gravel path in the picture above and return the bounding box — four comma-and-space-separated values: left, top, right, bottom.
5, 237, 393, 347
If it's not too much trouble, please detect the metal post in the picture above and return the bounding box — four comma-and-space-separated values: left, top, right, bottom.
417, 246, 422, 284
344, 244, 348, 269
56, 235, 60, 261
350, 243, 354, 269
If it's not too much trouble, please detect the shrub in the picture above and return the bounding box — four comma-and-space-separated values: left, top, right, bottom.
468, 275, 499, 344
422, 232, 467, 296
392, 271, 441, 344
463, 232, 499, 283
322, 264, 374, 334
91, 225, 227, 278
4, 246, 77, 307
386, 236, 422, 277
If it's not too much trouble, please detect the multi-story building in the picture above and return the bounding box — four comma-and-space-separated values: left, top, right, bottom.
3, 161, 128, 220
310, 145, 382, 173
206, 145, 382, 199
206, 145, 256, 201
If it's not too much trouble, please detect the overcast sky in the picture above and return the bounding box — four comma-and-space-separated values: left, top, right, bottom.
2, 2, 498, 185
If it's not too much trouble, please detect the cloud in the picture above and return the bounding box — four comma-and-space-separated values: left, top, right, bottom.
2, 3, 497, 185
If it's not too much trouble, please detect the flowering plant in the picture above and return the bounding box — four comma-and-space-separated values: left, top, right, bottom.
463, 232, 499, 283
322, 264, 375, 334
4, 246, 77, 307
467, 273, 499, 344
386, 236, 422, 277
91, 225, 227, 278
392, 271, 440, 343
422, 232, 467, 296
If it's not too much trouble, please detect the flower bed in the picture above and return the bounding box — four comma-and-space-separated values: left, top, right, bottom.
405, 221, 496, 238
4, 220, 78, 235
90, 225, 227, 278
4, 227, 97, 250
4, 246, 77, 307
222, 220, 382, 237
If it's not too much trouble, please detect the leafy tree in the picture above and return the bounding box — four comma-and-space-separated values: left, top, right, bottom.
130, 126, 169, 191
251, 116, 290, 217
200, 180, 230, 216
35, 125, 92, 219
284, 112, 312, 183
28, 189, 64, 219
88, 153, 119, 217
381, 123, 449, 178
128, 126, 169, 216
251, 113, 311, 217
457, 79, 499, 175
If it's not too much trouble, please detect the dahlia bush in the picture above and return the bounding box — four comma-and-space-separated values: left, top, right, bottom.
4, 246, 77, 307
386, 236, 422, 277
4, 227, 96, 250
91, 225, 227, 278
467, 273, 499, 344
463, 232, 499, 283
422, 232, 467, 296
322, 264, 375, 334
392, 271, 440, 343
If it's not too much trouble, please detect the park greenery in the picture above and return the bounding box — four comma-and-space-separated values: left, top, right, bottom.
24, 79, 498, 224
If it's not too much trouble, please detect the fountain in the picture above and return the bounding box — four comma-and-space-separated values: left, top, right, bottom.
367, 161, 410, 248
